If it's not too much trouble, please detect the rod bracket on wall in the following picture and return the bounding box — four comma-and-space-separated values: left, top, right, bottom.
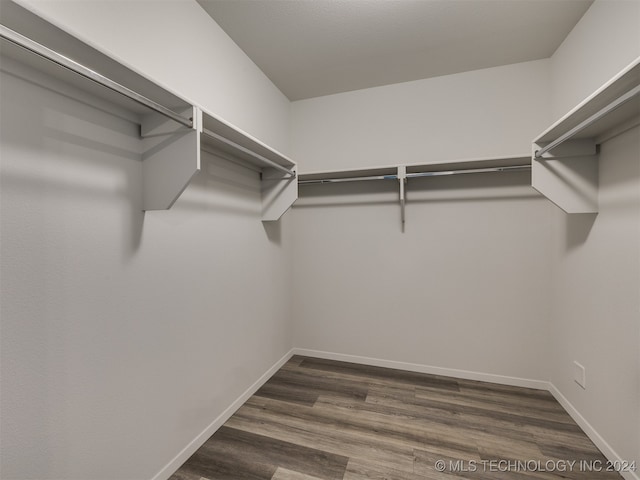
398, 166, 407, 232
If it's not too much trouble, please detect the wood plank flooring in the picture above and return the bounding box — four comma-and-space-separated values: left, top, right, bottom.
170, 356, 622, 480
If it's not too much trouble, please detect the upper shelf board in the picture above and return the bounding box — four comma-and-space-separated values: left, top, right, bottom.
299, 166, 398, 182
298, 155, 531, 182
0, 1, 191, 123
534, 57, 640, 146
405, 155, 530, 174
201, 111, 295, 173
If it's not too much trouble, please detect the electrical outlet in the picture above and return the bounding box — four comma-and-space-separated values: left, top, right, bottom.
573, 361, 586, 389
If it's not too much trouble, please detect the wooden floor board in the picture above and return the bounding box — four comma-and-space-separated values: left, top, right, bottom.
298, 357, 460, 392
417, 385, 568, 417
170, 356, 622, 480
281, 360, 415, 393
255, 368, 369, 406
526, 426, 602, 452
365, 387, 573, 446
230, 402, 418, 472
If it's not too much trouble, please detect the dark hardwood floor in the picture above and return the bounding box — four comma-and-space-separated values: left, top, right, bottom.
170, 356, 622, 480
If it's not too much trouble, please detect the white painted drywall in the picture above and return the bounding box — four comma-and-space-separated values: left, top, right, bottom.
550, 0, 640, 120
291, 59, 551, 173
548, 126, 640, 468
0, 2, 293, 479
292, 175, 555, 381
547, 0, 640, 467
14, 0, 291, 154
290, 60, 555, 381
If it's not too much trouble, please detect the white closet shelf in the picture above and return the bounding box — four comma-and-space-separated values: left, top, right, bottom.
532, 57, 640, 214
298, 166, 398, 183
201, 111, 297, 222
298, 155, 532, 231
0, 2, 192, 124
0, 1, 297, 221
298, 155, 530, 183
202, 113, 295, 174
405, 155, 531, 174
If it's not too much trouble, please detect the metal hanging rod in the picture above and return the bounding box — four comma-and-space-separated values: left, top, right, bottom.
299, 164, 530, 185
535, 83, 640, 159
299, 174, 398, 185
202, 128, 296, 177
406, 164, 530, 178
0, 24, 193, 128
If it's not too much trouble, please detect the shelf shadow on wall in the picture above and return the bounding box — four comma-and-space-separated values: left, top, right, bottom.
168, 151, 263, 218
296, 170, 539, 208
262, 220, 282, 245
2, 61, 142, 131
297, 177, 399, 208
1, 68, 146, 259
564, 213, 597, 251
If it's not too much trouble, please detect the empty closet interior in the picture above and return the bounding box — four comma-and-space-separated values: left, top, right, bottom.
1, 0, 638, 479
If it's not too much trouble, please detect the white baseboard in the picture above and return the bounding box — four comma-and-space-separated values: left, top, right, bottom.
292, 348, 549, 390
548, 383, 639, 480
151, 348, 295, 480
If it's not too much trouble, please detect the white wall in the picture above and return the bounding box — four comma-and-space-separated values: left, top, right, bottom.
548, 127, 640, 468
548, 0, 640, 468
550, 0, 640, 120
290, 60, 555, 382
0, 2, 292, 479
292, 176, 554, 381
291, 59, 550, 173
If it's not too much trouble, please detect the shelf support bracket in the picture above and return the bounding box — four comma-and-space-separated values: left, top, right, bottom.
140, 106, 201, 211
531, 141, 598, 214
262, 167, 298, 222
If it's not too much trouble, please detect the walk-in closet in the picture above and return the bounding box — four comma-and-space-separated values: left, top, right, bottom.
1, 1, 638, 479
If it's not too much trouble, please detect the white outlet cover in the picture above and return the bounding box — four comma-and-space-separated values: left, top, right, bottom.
573, 361, 586, 389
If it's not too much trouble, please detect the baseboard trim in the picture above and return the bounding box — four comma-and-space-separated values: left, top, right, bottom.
292, 348, 549, 390
151, 348, 295, 480
548, 383, 639, 480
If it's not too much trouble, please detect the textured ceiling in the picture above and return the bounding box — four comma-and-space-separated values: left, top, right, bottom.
197, 0, 593, 101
